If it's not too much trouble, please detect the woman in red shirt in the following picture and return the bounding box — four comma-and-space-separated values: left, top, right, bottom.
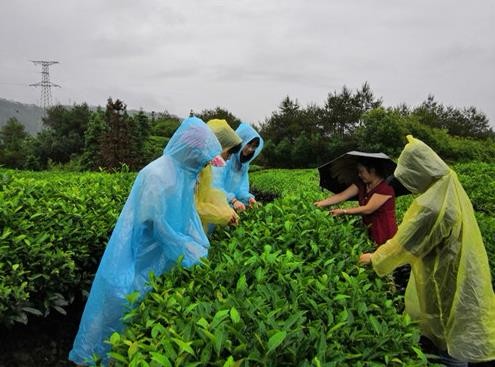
315, 157, 410, 293
314, 157, 398, 246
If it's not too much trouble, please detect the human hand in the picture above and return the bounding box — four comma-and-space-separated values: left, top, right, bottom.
229, 211, 240, 226
330, 208, 347, 216
232, 199, 246, 212
314, 200, 327, 208
248, 197, 257, 208
359, 253, 373, 265
210, 155, 226, 167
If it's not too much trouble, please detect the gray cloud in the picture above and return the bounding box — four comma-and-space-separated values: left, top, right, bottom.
0, 0, 494, 126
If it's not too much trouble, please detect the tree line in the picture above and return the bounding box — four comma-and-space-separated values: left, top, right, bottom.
1, 84, 494, 171
258, 83, 495, 167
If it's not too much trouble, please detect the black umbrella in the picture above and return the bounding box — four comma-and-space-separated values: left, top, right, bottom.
317, 151, 410, 199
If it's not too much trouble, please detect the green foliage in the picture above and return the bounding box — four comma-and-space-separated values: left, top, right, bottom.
454, 162, 495, 215
412, 95, 494, 139
259, 85, 382, 168
0, 165, 493, 365
96, 99, 152, 171
354, 108, 407, 158
143, 136, 169, 163
354, 108, 495, 162
99, 99, 135, 170
106, 194, 425, 366
0, 169, 135, 325
321, 83, 382, 139
197, 107, 242, 130
251, 169, 321, 197
476, 213, 495, 288
0, 117, 29, 168
150, 117, 180, 138
40, 103, 92, 164
258, 86, 494, 168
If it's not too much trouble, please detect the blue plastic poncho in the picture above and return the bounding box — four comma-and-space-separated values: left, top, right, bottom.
371, 135, 495, 362
212, 122, 264, 205
69, 117, 221, 366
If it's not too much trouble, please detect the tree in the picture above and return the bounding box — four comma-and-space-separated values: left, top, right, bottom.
354, 108, 407, 158
259, 96, 304, 144
150, 116, 180, 138
131, 110, 151, 167
81, 110, 108, 169
41, 103, 91, 163
0, 117, 29, 168
413, 95, 494, 139
99, 98, 136, 170
197, 107, 242, 130
321, 83, 382, 139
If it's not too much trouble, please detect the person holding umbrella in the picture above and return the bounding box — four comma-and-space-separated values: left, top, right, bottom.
359, 136, 495, 366
315, 153, 398, 247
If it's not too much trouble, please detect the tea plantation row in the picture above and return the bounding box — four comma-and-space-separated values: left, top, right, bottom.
0, 162, 493, 365
101, 162, 494, 366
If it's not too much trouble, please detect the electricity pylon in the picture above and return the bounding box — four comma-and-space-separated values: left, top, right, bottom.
30, 60, 61, 111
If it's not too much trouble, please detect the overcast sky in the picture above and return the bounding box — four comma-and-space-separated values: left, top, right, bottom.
1, 0, 494, 126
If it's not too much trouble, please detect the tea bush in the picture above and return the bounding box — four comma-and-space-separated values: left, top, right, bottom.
0, 169, 135, 325
105, 194, 427, 366
0, 162, 492, 365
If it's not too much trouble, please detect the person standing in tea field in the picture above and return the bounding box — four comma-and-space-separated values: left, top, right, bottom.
69, 117, 222, 366
315, 157, 398, 246
359, 135, 495, 366
212, 122, 264, 212
195, 119, 243, 232
315, 156, 410, 293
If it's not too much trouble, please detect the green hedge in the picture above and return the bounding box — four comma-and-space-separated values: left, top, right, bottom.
104, 194, 427, 366
0, 169, 135, 325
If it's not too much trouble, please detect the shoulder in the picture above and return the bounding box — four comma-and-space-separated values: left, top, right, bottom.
376, 181, 395, 196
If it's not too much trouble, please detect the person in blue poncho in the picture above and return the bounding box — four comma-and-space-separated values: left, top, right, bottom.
68, 117, 222, 366
212, 122, 264, 212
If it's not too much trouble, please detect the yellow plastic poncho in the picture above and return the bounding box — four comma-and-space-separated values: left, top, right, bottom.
195, 119, 242, 230
371, 135, 495, 362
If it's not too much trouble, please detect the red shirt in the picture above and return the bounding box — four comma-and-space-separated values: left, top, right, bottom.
357, 180, 398, 245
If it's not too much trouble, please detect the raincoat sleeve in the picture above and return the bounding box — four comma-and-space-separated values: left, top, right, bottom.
371, 184, 452, 276
139, 174, 208, 267
237, 167, 254, 204
212, 165, 237, 203
196, 165, 235, 227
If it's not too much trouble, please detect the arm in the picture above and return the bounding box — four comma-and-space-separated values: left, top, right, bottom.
237, 168, 254, 204
314, 184, 359, 208
331, 193, 392, 216
196, 166, 238, 226
360, 198, 447, 276
137, 170, 209, 267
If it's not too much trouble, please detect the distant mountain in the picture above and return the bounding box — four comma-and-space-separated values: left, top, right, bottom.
0, 98, 44, 134
0, 98, 177, 136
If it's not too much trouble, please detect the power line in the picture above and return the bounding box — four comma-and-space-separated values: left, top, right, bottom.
29, 60, 61, 111
0, 82, 30, 86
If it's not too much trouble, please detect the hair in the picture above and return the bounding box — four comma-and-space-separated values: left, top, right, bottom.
239, 137, 260, 164
227, 142, 242, 155
356, 157, 387, 178
247, 137, 260, 147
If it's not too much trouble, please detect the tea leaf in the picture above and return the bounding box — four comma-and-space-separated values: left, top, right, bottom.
267, 330, 287, 353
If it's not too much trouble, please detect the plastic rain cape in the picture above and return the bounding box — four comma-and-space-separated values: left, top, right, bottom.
212, 122, 264, 204
69, 117, 221, 365
196, 120, 241, 230
371, 135, 495, 362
